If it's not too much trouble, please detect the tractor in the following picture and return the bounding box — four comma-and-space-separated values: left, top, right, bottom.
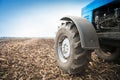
55, 0, 120, 74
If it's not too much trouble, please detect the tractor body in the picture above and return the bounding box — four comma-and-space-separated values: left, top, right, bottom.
82, 0, 120, 46
55, 0, 120, 74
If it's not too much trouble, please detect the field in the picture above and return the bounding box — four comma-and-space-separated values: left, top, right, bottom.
0, 38, 120, 80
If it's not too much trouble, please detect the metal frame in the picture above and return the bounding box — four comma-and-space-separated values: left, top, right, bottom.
97, 32, 120, 39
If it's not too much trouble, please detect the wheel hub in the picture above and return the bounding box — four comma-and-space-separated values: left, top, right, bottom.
62, 38, 70, 58
58, 38, 70, 63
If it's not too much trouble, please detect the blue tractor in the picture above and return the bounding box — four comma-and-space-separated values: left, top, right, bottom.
55, 0, 120, 74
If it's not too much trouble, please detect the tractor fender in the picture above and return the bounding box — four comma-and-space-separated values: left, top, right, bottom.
61, 16, 99, 49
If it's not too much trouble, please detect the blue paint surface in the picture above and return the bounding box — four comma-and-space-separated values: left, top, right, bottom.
81, 0, 117, 22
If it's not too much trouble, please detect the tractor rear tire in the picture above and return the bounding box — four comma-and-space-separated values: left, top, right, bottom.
95, 46, 120, 61
55, 21, 91, 74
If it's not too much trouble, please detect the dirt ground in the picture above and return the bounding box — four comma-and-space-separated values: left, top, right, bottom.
0, 38, 120, 80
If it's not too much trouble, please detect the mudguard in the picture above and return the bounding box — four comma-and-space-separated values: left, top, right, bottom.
61, 16, 99, 49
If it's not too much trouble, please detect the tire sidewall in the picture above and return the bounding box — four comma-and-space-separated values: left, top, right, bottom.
55, 27, 75, 72
95, 48, 120, 61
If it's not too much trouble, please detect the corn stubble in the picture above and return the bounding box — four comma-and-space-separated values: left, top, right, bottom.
0, 38, 120, 80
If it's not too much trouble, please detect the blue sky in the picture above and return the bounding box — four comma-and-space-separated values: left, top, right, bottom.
0, 0, 92, 37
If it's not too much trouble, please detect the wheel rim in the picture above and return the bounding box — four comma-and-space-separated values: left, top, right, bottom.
58, 37, 70, 63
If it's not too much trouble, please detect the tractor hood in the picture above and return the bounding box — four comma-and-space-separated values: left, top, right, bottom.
82, 0, 119, 14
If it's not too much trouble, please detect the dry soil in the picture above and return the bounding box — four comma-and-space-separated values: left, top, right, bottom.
0, 38, 120, 80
